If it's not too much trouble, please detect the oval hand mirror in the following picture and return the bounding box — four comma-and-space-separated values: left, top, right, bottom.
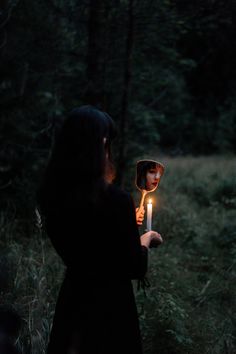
135, 159, 165, 208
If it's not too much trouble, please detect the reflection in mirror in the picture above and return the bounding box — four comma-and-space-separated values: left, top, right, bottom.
136, 159, 164, 208
136, 160, 164, 192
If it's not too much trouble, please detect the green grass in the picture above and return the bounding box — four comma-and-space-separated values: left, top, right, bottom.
134, 156, 236, 354
1, 156, 236, 354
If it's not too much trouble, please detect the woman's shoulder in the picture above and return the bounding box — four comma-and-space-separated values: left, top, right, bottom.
106, 184, 133, 206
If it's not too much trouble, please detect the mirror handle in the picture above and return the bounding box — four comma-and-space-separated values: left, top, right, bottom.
139, 190, 147, 209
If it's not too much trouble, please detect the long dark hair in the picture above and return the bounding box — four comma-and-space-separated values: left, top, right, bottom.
37, 105, 117, 214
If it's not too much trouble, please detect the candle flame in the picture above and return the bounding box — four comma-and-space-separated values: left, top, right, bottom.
148, 198, 152, 204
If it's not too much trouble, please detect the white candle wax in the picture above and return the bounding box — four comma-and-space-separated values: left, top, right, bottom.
147, 198, 152, 231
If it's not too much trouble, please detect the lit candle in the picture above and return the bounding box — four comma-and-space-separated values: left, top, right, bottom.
147, 198, 152, 231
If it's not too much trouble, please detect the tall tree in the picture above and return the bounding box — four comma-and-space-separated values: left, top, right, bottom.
116, 0, 134, 186
83, 0, 105, 107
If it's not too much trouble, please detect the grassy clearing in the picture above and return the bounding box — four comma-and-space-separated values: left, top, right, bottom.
134, 156, 236, 354
1, 156, 236, 353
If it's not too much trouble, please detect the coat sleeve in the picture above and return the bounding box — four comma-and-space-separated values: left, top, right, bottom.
105, 191, 148, 280
120, 193, 148, 279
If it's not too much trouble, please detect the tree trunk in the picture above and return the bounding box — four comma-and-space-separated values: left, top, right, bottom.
117, 0, 134, 187
84, 0, 104, 108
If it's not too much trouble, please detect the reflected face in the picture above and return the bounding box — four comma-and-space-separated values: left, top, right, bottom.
136, 160, 164, 192
146, 166, 162, 191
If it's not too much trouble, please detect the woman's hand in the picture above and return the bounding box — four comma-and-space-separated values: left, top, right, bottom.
136, 206, 145, 226
140, 231, 163, 248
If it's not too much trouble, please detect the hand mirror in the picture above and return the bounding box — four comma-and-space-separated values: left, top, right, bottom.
135, 159, 165, 208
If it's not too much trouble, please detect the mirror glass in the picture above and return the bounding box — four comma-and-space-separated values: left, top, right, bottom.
136, 159, 165, 192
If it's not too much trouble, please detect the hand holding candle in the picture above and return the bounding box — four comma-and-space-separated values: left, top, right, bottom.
146, 198, 152, 231
140, 197, 163, 248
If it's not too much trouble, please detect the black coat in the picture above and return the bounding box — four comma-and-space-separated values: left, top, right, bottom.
45, 184, 148, 354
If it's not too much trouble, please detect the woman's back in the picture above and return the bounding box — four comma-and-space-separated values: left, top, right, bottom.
45, 183, 147, 280
46, 184, 145, 354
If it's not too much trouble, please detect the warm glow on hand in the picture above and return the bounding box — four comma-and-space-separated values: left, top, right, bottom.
136, 206, 145, 226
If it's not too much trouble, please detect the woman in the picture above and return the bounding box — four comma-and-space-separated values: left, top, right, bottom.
37, 105, 163, 354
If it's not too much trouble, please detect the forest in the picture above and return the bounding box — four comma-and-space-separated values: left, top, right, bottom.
0, 0, 236, 353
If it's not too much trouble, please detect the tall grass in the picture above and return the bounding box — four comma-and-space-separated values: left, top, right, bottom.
1, 156, 236, 353
1, 222, 64, 353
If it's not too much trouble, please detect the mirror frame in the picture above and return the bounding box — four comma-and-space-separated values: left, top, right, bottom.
135, 159, 165, 208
